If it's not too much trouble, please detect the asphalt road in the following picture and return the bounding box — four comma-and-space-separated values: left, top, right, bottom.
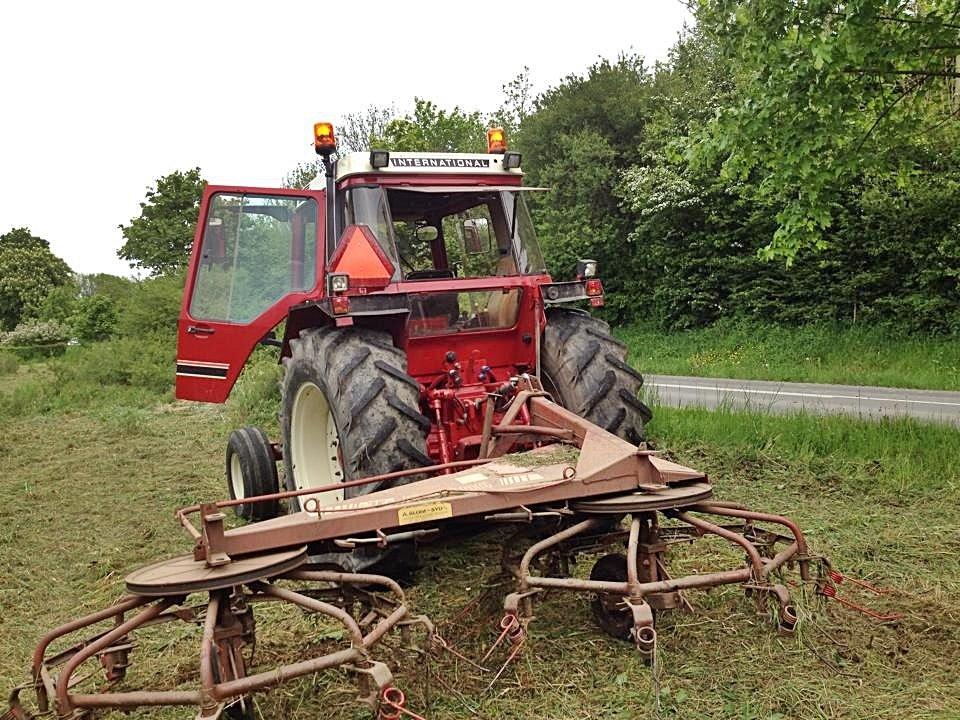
644, 374, 960, 426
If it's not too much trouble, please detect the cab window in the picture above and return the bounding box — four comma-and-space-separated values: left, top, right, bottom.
387, 189, 518, 280
407, 288, 522, 337
190, 194, 317, 322
335, 186, 401, 277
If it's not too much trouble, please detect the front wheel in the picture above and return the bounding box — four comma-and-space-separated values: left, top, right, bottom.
225, 426, 281, 522
540, 308, 652, 444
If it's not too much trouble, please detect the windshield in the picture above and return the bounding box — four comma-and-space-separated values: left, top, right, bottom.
384, 188, 546, 280
408, 289, 522, 337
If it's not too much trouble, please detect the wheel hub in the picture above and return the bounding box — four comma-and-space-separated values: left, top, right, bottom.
290, 381, 345, 510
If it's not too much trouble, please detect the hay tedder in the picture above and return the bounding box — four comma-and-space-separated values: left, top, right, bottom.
6, 126, 875, 719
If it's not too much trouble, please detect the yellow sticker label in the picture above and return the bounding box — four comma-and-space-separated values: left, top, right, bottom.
397, 501, 453, 525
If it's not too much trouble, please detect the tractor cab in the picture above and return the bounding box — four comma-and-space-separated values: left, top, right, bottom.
177, 125, 593, 403
317, 154, 556, 382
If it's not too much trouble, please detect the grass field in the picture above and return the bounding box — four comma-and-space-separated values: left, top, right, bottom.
618, 321, 960, 391
1, 342, 959, 719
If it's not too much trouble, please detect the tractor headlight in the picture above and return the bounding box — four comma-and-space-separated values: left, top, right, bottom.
330, 273, 349, 293
576, 259, 597, 279
369, 150, 390, 169
503, 151, 522, 169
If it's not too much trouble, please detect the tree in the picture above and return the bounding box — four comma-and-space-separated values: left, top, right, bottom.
612, 23, 960, 332
118, 168, 206, 275
0, 227, 72, 330
490, 67, 535, 140
516, 56, 655, 316
37, 281, 80, 323
0, 226, 52, 251
691, 0, 960, 260
282, 161, 322, 190
282, 100, 484, 187
116, 272, 185, 338
376, 99, 486, 152
76, 273, 134, 303
283, 105, 398, 188
70, 294, 118, 342
341, 105, 397, 152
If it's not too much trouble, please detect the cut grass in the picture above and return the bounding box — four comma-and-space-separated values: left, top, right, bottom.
618, 320, 960, 391
2, 396, 958, 719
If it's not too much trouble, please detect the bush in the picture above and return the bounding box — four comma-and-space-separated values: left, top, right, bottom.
53, 337, 173, 397
0, 319, 71, 359
70, 294, 117, 342
0, 336, 174, 420
226, 347, 282, 433
116, 273, 184, 339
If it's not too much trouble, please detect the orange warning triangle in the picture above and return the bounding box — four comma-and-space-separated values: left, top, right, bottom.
330, 225, 395, 286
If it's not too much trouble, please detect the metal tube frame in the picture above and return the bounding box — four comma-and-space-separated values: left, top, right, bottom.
505, 503, 811, 649
20, 572, 418, 718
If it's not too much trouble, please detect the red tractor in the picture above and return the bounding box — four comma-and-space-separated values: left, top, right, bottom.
176, 124, 651, 567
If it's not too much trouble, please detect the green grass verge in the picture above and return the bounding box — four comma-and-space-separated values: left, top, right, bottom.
0, 351, 18, 377
2, 379, 958, 719
618, 320, 960, 391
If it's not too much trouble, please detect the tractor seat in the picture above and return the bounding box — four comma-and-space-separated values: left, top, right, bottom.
405, 269, 456, 280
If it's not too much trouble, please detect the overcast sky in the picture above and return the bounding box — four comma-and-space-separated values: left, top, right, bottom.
0, 1, 691, 276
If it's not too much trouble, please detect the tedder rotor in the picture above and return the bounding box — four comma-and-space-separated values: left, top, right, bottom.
4, 126, 893, 719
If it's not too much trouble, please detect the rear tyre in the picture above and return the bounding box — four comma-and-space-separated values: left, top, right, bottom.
280, 327, 432, 574
540, 308, 652, 444
226, 426, 281, 522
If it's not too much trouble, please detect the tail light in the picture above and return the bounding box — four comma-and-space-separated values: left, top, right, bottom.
585, 278, 604, 307
331, 296, 351, 314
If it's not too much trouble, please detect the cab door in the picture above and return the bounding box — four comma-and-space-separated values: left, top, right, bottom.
176, 186, 325, 402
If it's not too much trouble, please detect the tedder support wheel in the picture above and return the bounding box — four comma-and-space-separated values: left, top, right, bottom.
226, 426, 281, 522
540, 307, 652, 444
590, 553, 635, 641
280, 327, 432, 573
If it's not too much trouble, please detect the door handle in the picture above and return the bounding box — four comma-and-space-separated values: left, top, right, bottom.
187, 325, 216, 335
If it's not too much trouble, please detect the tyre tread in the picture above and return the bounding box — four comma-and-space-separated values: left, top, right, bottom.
540, 308, 650, 443
281, 327, 431, 504
226, 426, 280, 522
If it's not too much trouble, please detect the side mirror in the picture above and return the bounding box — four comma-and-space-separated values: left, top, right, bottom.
575, 259, 598, 280
462, 218, 491, 254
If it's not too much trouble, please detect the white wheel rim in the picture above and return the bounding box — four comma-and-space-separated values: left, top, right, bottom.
229, 453, 245, 499
290, 381, 344, 510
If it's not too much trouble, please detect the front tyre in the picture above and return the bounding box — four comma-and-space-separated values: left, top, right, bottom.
540, 308, 652, 444
225, 426, 281, 522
